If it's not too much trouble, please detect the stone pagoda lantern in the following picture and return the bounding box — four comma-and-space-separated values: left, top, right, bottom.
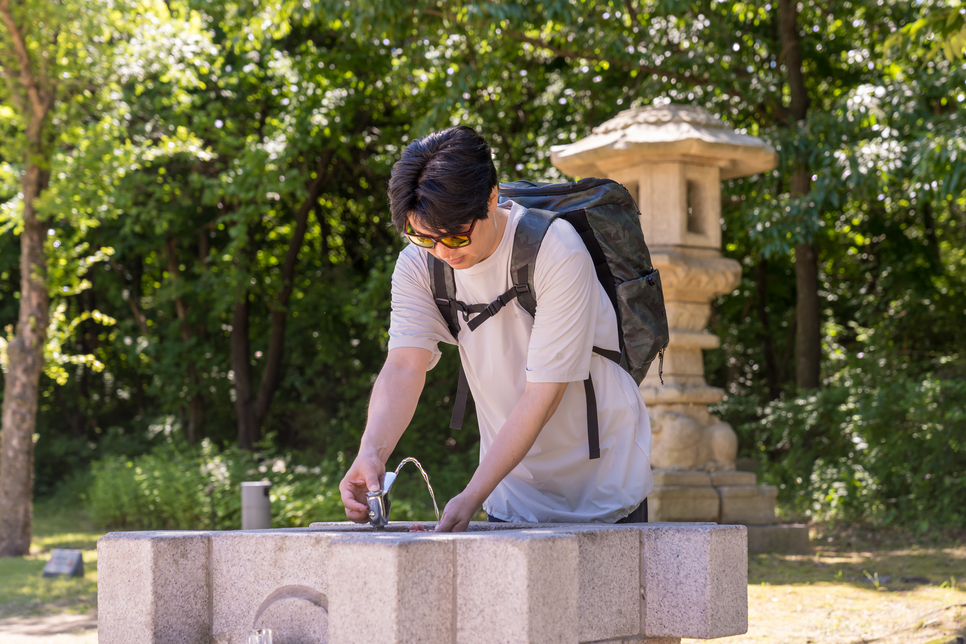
551, 104, 808, 552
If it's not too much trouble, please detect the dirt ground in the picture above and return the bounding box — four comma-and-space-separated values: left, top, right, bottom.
685, 540, 966, 644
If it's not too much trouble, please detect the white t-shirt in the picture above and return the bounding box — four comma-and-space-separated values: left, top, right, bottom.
388, 201, 653, 522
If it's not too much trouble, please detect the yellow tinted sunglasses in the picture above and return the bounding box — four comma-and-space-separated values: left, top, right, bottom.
404, 218, 478, 249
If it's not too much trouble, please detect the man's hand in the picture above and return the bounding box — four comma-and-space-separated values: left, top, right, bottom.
434, 490, 480, 533
338, 451, 385, 523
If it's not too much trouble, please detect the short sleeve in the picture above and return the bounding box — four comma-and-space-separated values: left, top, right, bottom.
387, 245, 456, 370
525, 219, 598, 383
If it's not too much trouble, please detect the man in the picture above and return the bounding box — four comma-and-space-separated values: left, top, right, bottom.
338, 126, 652, 532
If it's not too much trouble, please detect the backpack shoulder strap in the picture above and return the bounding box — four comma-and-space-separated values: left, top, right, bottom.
427, 253, 461, 340
510, 207, 559, 317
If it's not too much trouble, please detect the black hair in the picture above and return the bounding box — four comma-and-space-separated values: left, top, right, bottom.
387, 126, 498, 235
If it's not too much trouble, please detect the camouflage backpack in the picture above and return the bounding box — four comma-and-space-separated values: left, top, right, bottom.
428, 178, 669, 459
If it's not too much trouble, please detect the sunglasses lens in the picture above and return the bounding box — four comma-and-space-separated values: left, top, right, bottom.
440, 235, 470, 248
406, 234, 435, 248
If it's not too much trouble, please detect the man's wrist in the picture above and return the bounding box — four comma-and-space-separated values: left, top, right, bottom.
356, 443, 387, 463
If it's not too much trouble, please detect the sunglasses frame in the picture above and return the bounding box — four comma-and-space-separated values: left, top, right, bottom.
404, 218, 478, 249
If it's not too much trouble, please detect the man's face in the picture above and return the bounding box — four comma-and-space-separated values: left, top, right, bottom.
407, 187, 502, 270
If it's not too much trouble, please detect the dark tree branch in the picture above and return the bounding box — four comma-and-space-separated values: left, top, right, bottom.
253, 150, 337, 430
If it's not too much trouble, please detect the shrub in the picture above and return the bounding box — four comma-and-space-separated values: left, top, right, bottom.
88, 440, 348, 530
715, 356, 966, 529
86, 437, 462, 530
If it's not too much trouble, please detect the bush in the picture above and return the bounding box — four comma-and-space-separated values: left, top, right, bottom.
86, 436, 465, 530
88, 440, 348, 530
714, 356, 966, 529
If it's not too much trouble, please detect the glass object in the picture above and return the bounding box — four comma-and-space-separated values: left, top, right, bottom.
248, 628, 273, 644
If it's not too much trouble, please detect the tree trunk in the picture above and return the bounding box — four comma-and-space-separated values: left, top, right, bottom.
779, 0, 820, 391
231, 153, 334, 449
794, 237, 821, 389
0, 162, 49, 556
165, 236, 204, 444
922, 201, 941, 269
755, 259, 780, 400
231, 292, 257, 451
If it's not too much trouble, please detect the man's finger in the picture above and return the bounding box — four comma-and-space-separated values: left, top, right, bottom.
365, 474, 381, 493
339, 484, 368, 511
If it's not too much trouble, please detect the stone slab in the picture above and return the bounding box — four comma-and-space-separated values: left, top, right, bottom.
209, 530, 338, 644
586, 638, 680, 643
455, 530, 578, 644
747, 524, 811, 554
641, 523, 748, 639
651, 471, 713, 487
328, 534, 454, 644
648, 485, 720, 522
98, 522, 750, 644
709, 471, 757, 486
717, 485, 778, 525
575, 527, 641, 642
97, 531, 210, 644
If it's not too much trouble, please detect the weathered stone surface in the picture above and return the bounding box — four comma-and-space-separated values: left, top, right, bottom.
648, 485, 720, 522
586, 637, 680, 644
97, 531, 210, 644
641, 523, 748, 639
328, 534, 454, 644
210, 530, 337, 644
709, 471, 757, 486
747, 524, 811, 554
717, 485, 778, 525
455, 530, 578, 644
98, 522, 750, 644
651, 470, 712, 487
253, 595, 328, 644
574, 527, 641, 642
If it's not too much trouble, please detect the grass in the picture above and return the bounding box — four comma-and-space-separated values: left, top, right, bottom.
0, 502, 103, 620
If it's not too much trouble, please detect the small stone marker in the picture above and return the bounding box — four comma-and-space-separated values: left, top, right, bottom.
43, 548, 84, 578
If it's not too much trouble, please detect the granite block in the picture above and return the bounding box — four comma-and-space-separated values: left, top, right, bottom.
97, 531, 210, 644
210, 530, 338, 644
640, 523, 747, 639
456, 530, 578, 644
327, 534, 454, 644
717, 485, 778, 525
709, 471, 757, 486
582, 638, 680, 644
651, 471, 712, 487
574, 527, 641, 642
747, 524, 811, 554
648, 486, 720, 522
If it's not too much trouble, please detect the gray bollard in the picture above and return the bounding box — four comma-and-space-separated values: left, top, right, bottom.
241, 481, 272, 529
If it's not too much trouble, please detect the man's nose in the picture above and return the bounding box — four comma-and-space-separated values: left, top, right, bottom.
434, 243, 456, 259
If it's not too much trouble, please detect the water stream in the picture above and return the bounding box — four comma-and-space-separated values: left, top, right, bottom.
393, 457, 440, 522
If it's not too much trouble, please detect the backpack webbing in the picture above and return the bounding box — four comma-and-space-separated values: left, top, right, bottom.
426, 208, 618, 460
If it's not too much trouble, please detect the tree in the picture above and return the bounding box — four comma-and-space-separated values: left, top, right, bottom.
0, 0, 61, 556
0, 0, 128, 555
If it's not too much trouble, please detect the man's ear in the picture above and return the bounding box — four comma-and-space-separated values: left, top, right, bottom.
489, 185, 499, 210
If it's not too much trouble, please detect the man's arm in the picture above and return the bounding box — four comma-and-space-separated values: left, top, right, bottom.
339, 346, 433, 522
434, 379, 568, 532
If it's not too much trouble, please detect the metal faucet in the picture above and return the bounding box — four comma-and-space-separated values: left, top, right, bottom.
366, 471, 397, 529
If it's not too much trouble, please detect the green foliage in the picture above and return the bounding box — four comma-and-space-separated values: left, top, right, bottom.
2, 0, 965, 532
715, 354, 966, 528
87, 437, 342, 530
86, 430, 466, 530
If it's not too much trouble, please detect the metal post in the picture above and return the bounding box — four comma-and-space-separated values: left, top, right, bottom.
241, 481, 272, 529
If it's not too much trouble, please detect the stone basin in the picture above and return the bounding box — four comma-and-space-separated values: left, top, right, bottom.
97, 521, 748, 644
